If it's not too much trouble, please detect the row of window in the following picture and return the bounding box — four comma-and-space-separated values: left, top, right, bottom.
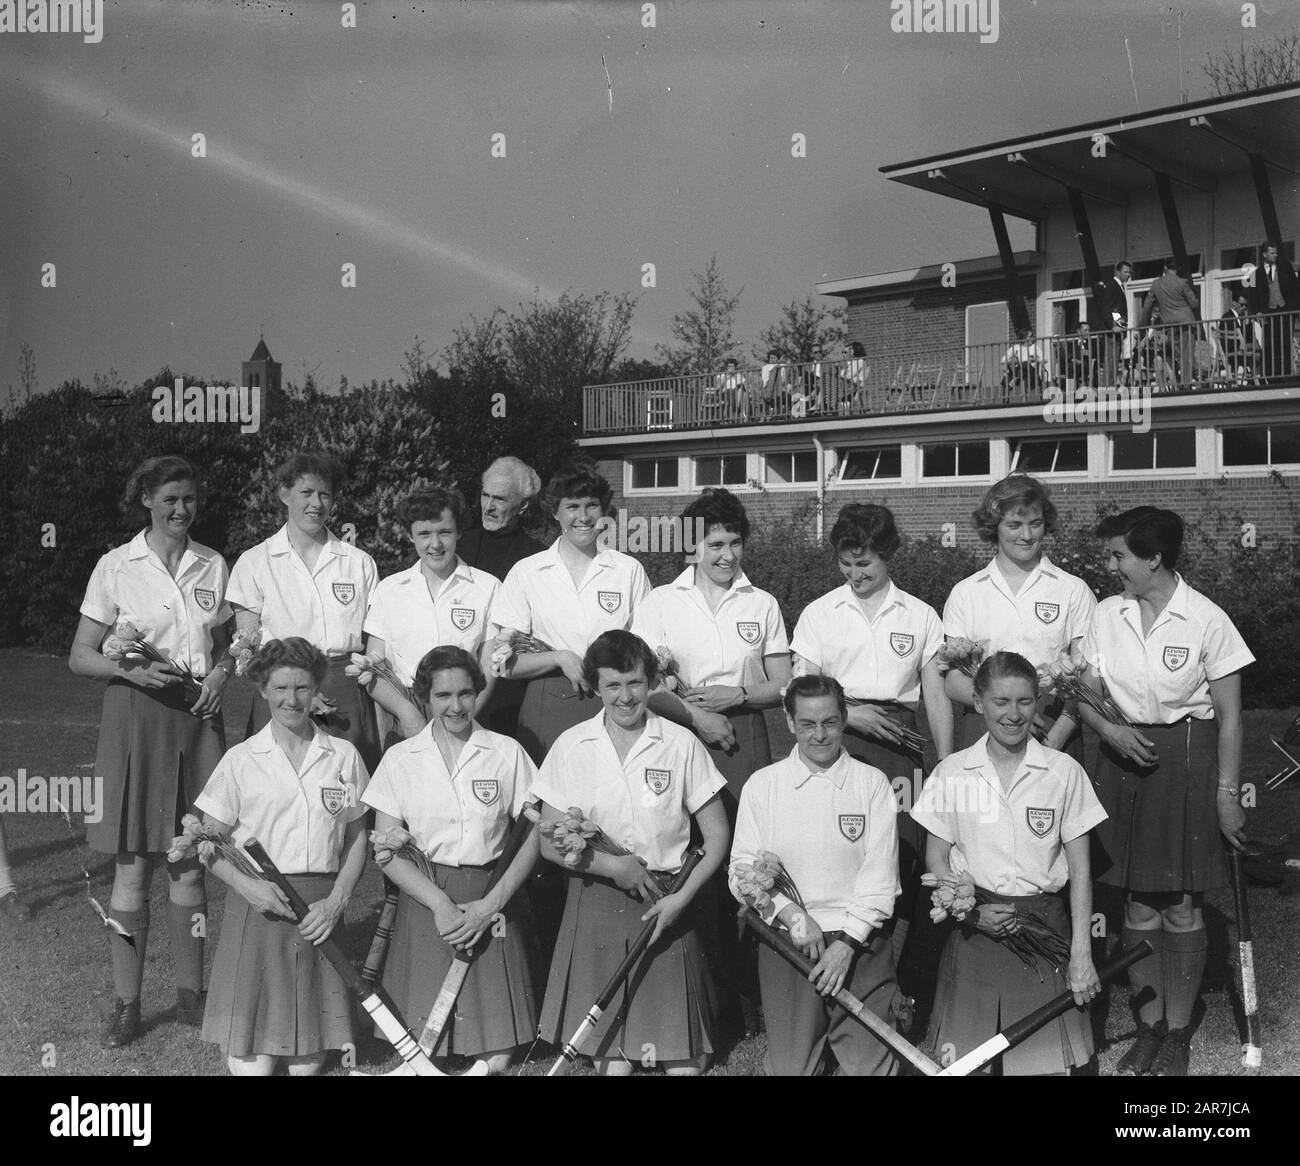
628, 424, 1300, 491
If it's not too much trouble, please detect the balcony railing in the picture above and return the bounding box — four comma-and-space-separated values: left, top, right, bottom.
582, 311, 1299, 437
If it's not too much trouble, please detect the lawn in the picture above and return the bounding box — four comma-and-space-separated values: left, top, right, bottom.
1, 645, 1296, 1078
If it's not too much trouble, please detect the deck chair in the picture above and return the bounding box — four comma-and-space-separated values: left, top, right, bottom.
1265, 712, 1300, 791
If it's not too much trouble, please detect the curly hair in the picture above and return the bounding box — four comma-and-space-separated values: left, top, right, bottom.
396, 487, 467, 533
412, 645, 486, 708
119, 456, 199, 515
829, 503, 900, 560
542, 464, 613, 515
972, 475, 1058, 543
681, 488, 750, 544
245, 636, 328, 688
782, 673, 847, 720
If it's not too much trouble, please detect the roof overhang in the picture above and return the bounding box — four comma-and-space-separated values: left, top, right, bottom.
881, 83, 1300, 222
817, 250, 1042, 298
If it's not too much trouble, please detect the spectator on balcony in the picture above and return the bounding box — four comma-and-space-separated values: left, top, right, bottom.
1058, 321, 1098, 390
717, 357, 750, 421
1001, 328, 1047, 397
1218, 290, 1260, 383
1095, 259, 1133, 385
1134, 304, 1176, 391
1248, 240, 1297, 378
1140, 258, 1200, 387
792, 345, 825, 417
839, 341, 870, 413
760, 348, 791, 419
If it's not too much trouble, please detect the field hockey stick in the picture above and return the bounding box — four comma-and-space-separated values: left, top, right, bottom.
1229, 847, 1262, 1070
937, 940, 1153, 1076
360, 878, 401, 986
241, 836, 445, 1078
547, 846, 705, 1076
739, 905, 941, 1077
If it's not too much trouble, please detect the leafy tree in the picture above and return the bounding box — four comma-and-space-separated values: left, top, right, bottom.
657, 255, 743, 374
755, 295, 847, 363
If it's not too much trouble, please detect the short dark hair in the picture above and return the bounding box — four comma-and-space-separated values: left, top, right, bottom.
766, 348, 782, 360
1115, 259, 1132, 272
847, 341, 866, 357
682, 488, 750, 544
1164, 257, 1178, 271
782, 674, 847, 720
973, 650, 1039, 699
396, 486, 467, 533
582, 630, 658, 690
973, 475, 1059, 543
275, 451, 345, 494
1095, 505, 1184, 570
246, 636, 328, 688
543, 464, 612, 515
829, 503, 900, 560
119, 456, 198, 515
412, 645, 486, 708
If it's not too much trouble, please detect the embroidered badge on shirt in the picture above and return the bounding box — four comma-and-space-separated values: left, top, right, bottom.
450, 607, 476, 631
644, 767, 671, 795
193, 587, 216, 613
838, 814, 865, 842
332, 582, 356, 606
320, 787, 345, 815
598, 591, 622, 613
1034, 602, 1061, 624
890, 631, 915, 657
736, 621, 761, 645
472, 779, 499, 805
1026, 807, 1055, 837
1163, 645, 1190, 672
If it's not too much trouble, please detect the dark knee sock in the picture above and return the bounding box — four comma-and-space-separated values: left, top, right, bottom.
1162, 927, 1207, 1030
108, 905, 150, 1002
167, 899, 206, 993
1122, 925, 1165, 1026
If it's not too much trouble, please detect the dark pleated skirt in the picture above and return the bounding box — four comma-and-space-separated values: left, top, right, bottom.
705, 707, 772, 799
539, 873, 717, 1063
844, 706, 923, 874
246, 656, 379, 769
515, 673, 602, 765
87, 680, 225, 856
478, 676, 529, 737
1093, 718, 1224, 893
380, 864, 536, 1057
202, 874, 354, 1058
927, 891, 1093, 1076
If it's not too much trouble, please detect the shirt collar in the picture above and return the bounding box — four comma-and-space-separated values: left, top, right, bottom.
541, 537, 615, 573
576, 709, 664, 745
1118, 572, 1189, 624
670, 566, 755, 593
977, 555, 1060, 588
406, 722, 493, 770
400, 557, 475, 588
962, 733, 1051, 782
787, 745, 849, 789
127, 529, 214, 574
832, 580, 904, 616
249, 721, 337, 763
268, 523, 345, 560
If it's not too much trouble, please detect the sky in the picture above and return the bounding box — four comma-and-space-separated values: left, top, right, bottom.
0, 0, 1292, 393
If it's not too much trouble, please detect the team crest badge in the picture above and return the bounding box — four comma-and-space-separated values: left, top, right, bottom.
1163, 646, 1190, 672
736, 621, 761, 645
1034, 602, 1060, 624
1026, 807, 1055, 838
838, 814, 866, 842
450, 607, 476, 631
193, 587, 216, 612
332, 582, 356, 606
890, 632, 915, 657
598, 591, 622, 613
320, 787, 345, 815
644, 767, 671, 796
472, 779, 499, 805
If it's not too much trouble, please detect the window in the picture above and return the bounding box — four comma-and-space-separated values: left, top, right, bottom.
1111, 428, 1196, 471
763, 450, 820, 486
1131, 255, 1202, 279
1223, 424, 1300, 468
921, 440, 990, 479
1009, 436, 1088, 474
694, 454, 747, 487
837, 445, 902, 482
630, 458, 679, 490
966, 302, 1010, 352
1050, 269, 1087, 292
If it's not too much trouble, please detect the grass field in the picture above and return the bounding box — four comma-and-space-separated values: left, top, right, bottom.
1, 645, 1296, 1078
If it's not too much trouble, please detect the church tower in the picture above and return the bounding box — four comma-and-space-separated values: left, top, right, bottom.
242, 335, 281, 394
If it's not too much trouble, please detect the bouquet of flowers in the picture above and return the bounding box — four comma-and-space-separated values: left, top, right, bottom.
229, 624, 263, 676
101, 620, 203, 702
925, 871, 1070, 975
346, 652, 412, 702
733, 850, 807, 924
489, 630, 555, 678
935, 637, 986, 679
655, 646, 683, 693
166, 813, 266, 882
370, 824, 437, 882
525, 804, 666, 898
1036, 656, 1132, 727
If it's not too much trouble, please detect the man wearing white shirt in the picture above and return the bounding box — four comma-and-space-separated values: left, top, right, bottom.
730, 674, 900, 1076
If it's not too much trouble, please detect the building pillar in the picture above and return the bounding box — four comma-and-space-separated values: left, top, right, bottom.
988, 203, 1031, 337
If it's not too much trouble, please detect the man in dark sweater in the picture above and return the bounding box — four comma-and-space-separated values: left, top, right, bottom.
458, 456, 543, 733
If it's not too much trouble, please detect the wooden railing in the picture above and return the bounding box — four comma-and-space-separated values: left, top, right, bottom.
582, 311, 1299, 436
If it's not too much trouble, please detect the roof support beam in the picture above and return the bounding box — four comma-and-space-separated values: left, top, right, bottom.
1190, 115, 1300, 177
1065, 188, 1104, 328
1098, 135, 1215, 192
1154, 172, 1193, 280
924, 168, 1045, 223
1006, 152, 1127, 207
1248, 153, 1300, 306
988, 203, 1032, 338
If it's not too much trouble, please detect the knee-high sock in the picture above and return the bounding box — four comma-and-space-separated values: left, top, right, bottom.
1122, 924, 1165, 1026
108, 905, 150, 1002
167, 898, 206, 993
0, 860, 17, 899
1162, 926, 1207, 1031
